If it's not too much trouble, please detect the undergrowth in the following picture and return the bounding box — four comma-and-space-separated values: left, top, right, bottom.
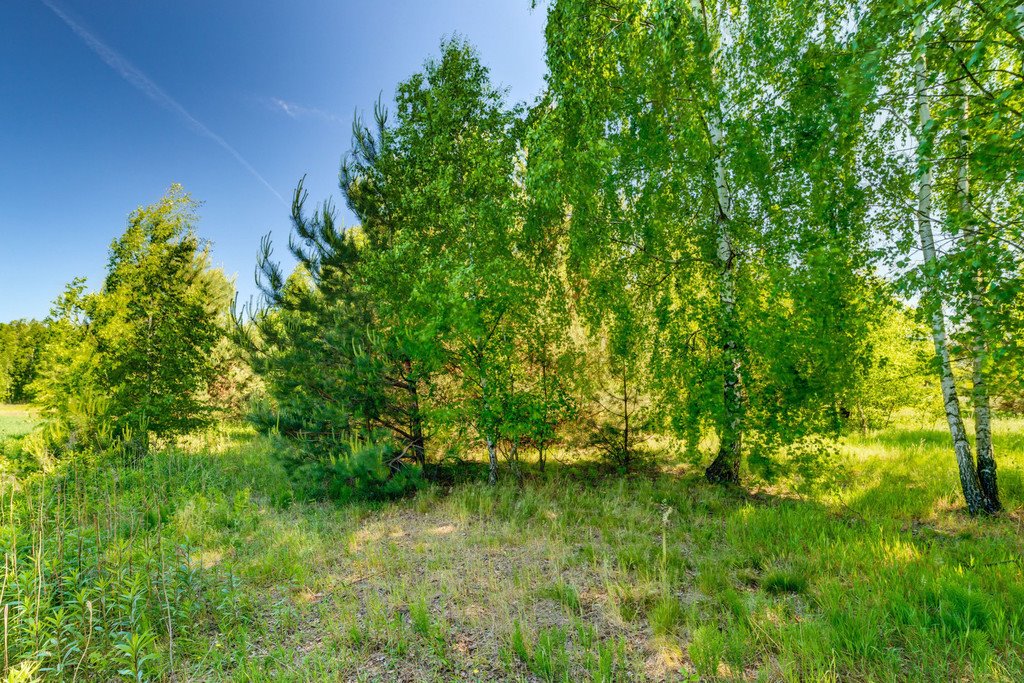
0, 419, 1022, 681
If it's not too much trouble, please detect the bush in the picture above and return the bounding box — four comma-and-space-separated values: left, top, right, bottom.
282, 435, 424, 503
0, 436, 38, 480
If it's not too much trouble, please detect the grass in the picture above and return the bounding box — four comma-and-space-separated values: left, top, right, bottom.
0, 404, 37, 440
1, 418, 1023, 680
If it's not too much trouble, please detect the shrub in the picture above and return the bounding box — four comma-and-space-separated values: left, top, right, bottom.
282, 435, 424, 503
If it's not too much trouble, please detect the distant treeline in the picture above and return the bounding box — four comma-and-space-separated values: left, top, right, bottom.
0, 320, 47, 403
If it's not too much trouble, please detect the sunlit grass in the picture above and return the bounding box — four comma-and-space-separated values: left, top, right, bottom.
0, 404, 37, 440
2, 419, 1022, 680
839, 415, 1024, 522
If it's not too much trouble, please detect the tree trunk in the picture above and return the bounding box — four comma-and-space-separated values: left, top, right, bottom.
972, 352, 1000, 510
704, 113, 744, 486
510, 438, 523, 486
914, 22, 990, 515
486, 436, 498, 485
539, 362, 548, 473
958, 91, 1001, 511
410, 413, 426, 469
405, 360, 427, 471
480, 371, 499, 485
621, 368, 630, 469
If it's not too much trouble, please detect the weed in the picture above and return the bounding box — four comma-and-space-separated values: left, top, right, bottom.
650, 596, 684, 637
542, 580, 581, 614
761, 565, 810, 595
688, 623, 725, 679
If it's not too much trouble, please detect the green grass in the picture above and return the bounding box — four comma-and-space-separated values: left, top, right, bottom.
2, 419, 1023, 680
0, 404, 37, 440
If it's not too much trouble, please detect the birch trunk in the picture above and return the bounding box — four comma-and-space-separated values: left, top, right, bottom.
914, 21, 989, 515
704, 115, 744, 485
690, 0, 744, 485
510, 438, 523, 486
972, 348, 1000, 510
957, 89, 1001, 510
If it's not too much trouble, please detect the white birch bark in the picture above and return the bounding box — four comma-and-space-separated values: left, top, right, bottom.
481, 375, 499, 485
692, 0, 744, 483
914, 21, 988, 515
957, 82, 1001, 510
705, 114, 744, 483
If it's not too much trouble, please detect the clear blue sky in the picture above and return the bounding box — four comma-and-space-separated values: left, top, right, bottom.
0, 1, 548, 321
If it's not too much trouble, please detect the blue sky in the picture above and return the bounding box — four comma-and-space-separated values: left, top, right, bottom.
0, 1, 548, 321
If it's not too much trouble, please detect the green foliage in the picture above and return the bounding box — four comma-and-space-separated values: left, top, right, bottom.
535, 0, 882, 482
233, 3, 1020, 505
761, 565, 810, 595
851, 0, 1023, 511
245, 39, 580, 494
688, 624, 725, 679
283, 435, 424, 503
841, 300, 937, 430
649, 596, 684, 637
0, 441, 260, 681
90, 186, 223, 437
8, 1, 1024, 678
30, 186, 226, 453
0, 320, 48, 403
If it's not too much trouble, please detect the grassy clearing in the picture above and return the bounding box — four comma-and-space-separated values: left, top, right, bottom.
1, 421, 1023, 681
0, 405, 37, 441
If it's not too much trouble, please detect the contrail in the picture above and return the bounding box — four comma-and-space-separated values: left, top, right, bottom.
41, 0, 286, 205
268, 97, 343, 125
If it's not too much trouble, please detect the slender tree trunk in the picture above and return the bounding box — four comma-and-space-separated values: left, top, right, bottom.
410, 406, 426, 469
539, 362, 548, 473
510, 438, 523, 486
957, 92, 1001, 511
405, 360, 427, 471
486, 436, 498, 485
914, 22, 990, 515
481, 372, 498, 485
704, 114, 744, 485
621, 368, 630, 469
972, 351, 1000, 509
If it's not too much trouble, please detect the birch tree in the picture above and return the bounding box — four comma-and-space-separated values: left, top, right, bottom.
853, 0, 1022, 513
931, 0, 1024, 510
911, 19, 991, 515
533, 0, 879, 484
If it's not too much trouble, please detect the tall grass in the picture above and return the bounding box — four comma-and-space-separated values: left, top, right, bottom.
0, 419, 1021, 680
0, 430, 281, 681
